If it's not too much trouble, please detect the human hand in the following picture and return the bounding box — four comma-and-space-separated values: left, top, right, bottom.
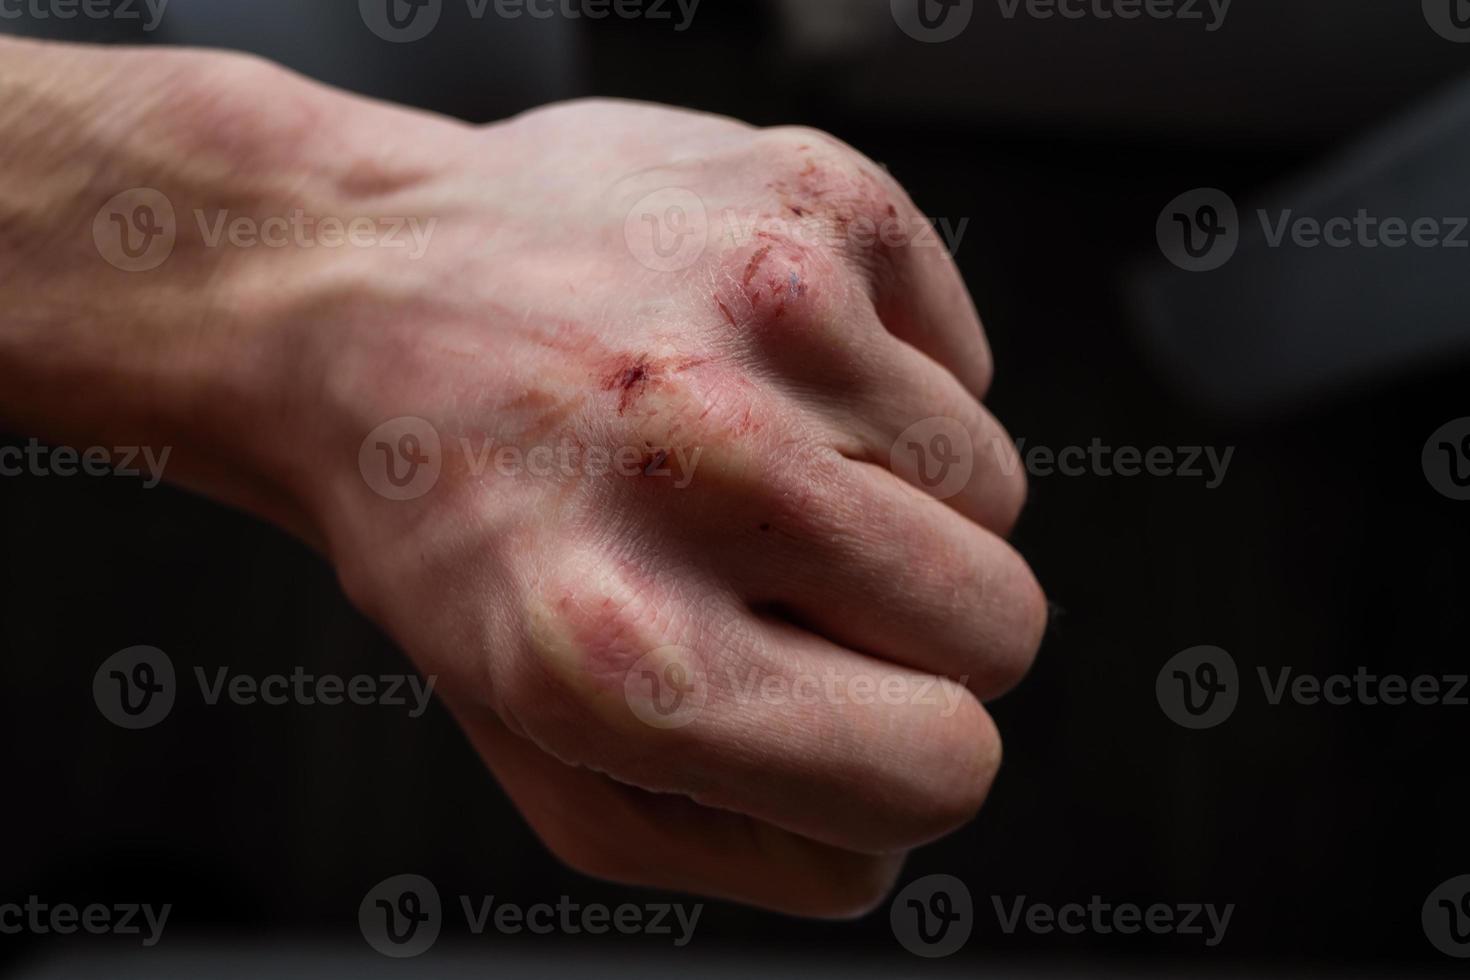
308, 97, 1046, 916
0, 42, 1045, 917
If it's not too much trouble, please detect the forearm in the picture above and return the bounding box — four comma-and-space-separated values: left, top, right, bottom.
0, 37, 450, 545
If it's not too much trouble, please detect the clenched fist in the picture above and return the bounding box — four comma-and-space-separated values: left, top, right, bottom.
0, 41, 1046, 917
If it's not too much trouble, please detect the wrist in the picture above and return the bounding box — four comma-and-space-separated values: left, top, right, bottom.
0, 39, 462, 551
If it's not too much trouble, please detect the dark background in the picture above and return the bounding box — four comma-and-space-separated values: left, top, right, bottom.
2, 0, 1469, 974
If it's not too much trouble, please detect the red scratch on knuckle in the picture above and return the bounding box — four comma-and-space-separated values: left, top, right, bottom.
715, 232, 818, 331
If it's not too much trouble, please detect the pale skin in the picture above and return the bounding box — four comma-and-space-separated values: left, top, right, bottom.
0, 37, 1046, 917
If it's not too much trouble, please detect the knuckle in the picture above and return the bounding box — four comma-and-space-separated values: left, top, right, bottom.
500, 558, 684, 754
985, 451, 1030, 537
972, 354, 997, 402
919, 703, 1003, 838
980, 556, 1048, 700
528, 559, 674, 692
745, 442, 855, 541
755, 128, 908, 256
607, 362, 782, 484
1016, 567, 1050, 671
853, 695, 1000, 850
712, 228, 840, 335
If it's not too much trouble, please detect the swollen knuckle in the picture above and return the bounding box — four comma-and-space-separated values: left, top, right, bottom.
497, 562, 685, 755
713, 229, 836, 334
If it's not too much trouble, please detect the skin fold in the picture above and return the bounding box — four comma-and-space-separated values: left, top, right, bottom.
0, 37, 1047, 918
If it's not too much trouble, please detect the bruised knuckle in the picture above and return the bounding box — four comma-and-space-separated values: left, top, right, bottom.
712, 228, 841, 337
528, 562, 676, 693
604, 361, 787, 487
493, 560, 685, 755
755, 129, 907, 254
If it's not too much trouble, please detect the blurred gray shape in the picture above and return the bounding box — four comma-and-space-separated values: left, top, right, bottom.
1128, 74, 1470, 417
